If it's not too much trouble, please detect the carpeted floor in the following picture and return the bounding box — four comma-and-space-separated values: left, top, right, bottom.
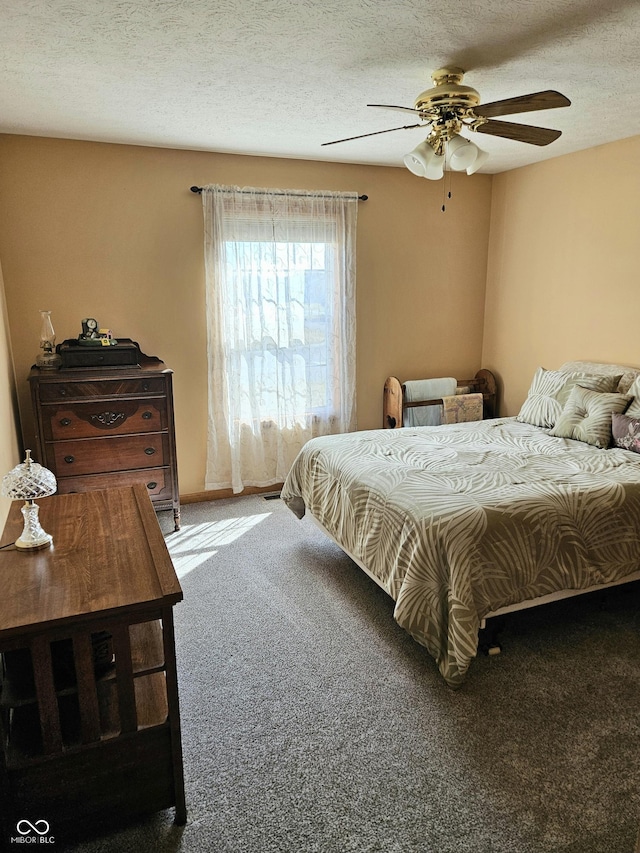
62, 495, 639, 853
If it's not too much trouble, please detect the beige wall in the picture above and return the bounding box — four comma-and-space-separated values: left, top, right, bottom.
482, 135, 640, 415
0, 260, 21, 528
0, 135, 492, 496
3, 132, 639, 501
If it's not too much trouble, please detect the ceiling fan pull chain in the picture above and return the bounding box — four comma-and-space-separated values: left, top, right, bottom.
441, 151, 447, 211
442, 154, 452, 212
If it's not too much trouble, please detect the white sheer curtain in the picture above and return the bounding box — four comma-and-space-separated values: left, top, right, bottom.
202, 185, 358, 493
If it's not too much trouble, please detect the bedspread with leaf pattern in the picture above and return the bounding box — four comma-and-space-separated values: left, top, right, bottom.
281, 418, 640, 686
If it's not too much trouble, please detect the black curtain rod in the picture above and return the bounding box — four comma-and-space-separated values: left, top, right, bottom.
190, 186, 367, 201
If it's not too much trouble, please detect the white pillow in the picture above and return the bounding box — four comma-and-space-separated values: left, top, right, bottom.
559, 361, 640, 394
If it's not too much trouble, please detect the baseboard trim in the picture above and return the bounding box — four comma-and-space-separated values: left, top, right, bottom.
180, 484, 284, 504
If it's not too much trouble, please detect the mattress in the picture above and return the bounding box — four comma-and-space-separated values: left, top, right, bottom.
281, 417, 640, 686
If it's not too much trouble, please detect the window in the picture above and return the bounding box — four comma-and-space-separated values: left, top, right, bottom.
202, 186, 358, 493
225, 239, 336, 425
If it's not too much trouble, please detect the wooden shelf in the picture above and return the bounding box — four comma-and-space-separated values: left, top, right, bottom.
0, 621, 166, 710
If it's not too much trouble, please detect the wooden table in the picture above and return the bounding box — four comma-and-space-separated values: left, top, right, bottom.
0, 484, 186, 845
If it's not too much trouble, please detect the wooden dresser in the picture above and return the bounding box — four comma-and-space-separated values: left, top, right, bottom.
0, 485, 186, 845
29, 342, 180, 530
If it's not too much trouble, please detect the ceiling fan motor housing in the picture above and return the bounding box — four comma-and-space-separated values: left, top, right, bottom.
414, 66, 481, 113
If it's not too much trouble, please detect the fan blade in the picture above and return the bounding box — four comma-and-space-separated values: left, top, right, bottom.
321, 123, 425, 146
475, 119, 562, 146
475, 90, 571, 118
367, 103, 422, 114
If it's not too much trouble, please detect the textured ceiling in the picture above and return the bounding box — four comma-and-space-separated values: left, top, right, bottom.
1, 0, 640, 174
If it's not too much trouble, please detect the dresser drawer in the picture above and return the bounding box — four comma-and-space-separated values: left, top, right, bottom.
55, 468, 173, 502
50, 433, 169, 476
44, 399, 168, 440
38, 376, 167, 402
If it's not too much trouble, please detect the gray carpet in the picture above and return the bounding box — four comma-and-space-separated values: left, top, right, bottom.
64, 495, 639, 853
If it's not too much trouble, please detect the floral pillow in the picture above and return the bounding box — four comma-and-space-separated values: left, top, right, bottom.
611, 412, 640, 454
549, 386, 631, 448
517, 368, 622, 429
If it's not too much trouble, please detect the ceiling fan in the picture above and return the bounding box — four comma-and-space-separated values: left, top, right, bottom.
322, 67, 571, 179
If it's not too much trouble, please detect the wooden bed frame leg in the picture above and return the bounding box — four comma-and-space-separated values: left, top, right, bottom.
478, 616, 505, 656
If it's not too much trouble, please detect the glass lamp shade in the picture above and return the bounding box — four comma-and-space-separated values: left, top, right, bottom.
36, 310, 62, 369
448, 135, 480, 171
466, 147, 490, 175
403, 143, 430, 177
403, 141, 445, 180
423, 152, 445, 180
1, 450, 57, 549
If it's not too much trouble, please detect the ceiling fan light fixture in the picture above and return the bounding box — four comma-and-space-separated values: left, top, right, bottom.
422, 152, 445, 180
403, 141, 435, 176
447, 135, 479, 171
466, 147, 490, 175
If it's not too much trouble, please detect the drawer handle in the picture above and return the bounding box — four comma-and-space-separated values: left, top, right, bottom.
60, 389, 67, 396
64, 455, 75, 464
147, 482, 158, 490
142, 382, 150, 391
59, 417, 72, 426
90, 411, 126, 428
144, 447, 156, 456
142, 411, 153, 420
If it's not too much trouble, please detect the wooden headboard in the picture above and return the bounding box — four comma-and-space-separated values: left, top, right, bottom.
383, 369, 497, 428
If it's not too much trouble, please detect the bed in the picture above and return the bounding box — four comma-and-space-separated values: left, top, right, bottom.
281, 361, 640, 687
